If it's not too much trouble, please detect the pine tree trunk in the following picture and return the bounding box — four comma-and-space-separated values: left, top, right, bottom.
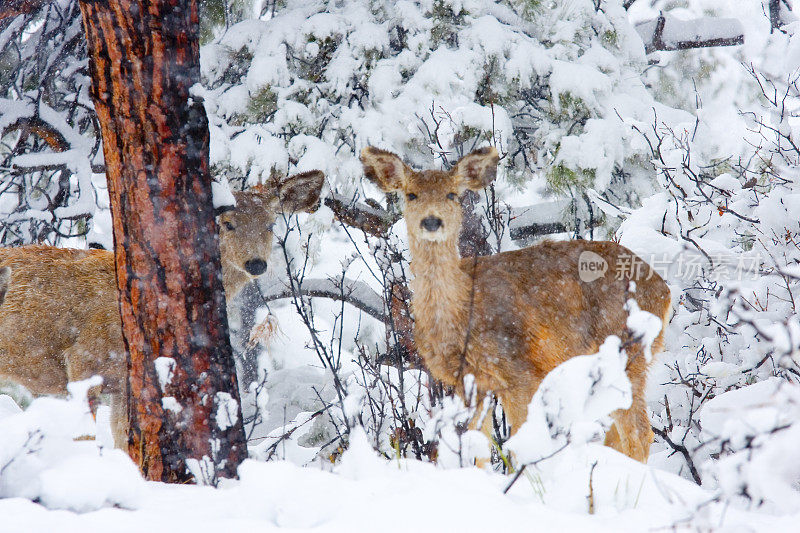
78, 0, 247, 483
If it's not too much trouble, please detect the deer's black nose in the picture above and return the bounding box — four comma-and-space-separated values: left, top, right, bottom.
244, 258, 268, 276
421, 216, 443, 232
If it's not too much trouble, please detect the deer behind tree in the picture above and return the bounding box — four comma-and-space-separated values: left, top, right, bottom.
361, 146, 671, 462
0, 171, 324, 449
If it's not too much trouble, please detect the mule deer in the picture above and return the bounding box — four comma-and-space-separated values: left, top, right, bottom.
361, 146, 671, 462
0, 170, 325, 449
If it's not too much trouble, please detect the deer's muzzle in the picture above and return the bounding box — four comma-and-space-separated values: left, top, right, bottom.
421, 216, 443, 232
244, 258, 268, 276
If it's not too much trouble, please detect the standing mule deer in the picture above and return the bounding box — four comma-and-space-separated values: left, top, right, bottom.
0, 170, 325, 449
361, 146, 671, 462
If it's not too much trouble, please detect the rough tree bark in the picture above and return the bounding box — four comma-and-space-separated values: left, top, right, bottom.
78, 0, 247, 483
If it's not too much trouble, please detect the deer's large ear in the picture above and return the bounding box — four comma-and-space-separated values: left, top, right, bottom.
0, 266, 10, 306
360, 147, 409, 192
453, 146, 500, 191
278, 170, 325, 213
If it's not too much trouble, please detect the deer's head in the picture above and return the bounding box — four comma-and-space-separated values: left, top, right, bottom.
361, 146, 499, 244
217, 170, 325, 299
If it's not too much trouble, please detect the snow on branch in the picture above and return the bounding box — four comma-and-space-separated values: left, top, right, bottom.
635, 13, 744, 54
1, 116, 68, 152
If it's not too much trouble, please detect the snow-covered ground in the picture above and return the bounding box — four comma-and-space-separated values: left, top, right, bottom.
2, 344, 800, 531
3, 404, 799, 533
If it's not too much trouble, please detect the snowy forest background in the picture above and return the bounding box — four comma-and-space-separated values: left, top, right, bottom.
2, 0, 800, 529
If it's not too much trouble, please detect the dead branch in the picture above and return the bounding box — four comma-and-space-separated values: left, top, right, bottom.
652, 425, 702, 484
2, 116, 69, 152
258, 276, 390, 324
587, 460, 598, 515
324, 193, 399, 238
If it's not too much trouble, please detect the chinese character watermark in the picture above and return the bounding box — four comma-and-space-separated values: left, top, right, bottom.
576, 250, 762, 283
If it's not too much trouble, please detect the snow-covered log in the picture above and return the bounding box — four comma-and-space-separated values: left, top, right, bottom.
636, 13, 744, 54
508, 198, 602, 243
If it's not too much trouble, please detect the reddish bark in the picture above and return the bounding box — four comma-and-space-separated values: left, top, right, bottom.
78, 0, 246, 482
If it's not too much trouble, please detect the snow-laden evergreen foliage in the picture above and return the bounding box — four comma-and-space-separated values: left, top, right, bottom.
199, 0, 679, 204
0, 0, 98, 246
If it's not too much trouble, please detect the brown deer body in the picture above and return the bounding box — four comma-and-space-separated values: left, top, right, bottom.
0, 171, 324, 449
361, 147, 670, 462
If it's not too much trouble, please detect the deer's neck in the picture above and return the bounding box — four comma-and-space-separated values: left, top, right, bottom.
408, 235, 473, 385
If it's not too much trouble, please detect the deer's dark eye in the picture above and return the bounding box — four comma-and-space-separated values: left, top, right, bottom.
447, 192, 457, 201
407, 193, 417, 201
223, 221, 235, 231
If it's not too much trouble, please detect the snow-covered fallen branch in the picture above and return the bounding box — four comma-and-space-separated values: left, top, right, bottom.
508, 198, 602, 242
636, 13, 745, 54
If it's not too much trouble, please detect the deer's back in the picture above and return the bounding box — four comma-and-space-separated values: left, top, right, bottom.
0, 246, 123, 395
462, 240, 670, 393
